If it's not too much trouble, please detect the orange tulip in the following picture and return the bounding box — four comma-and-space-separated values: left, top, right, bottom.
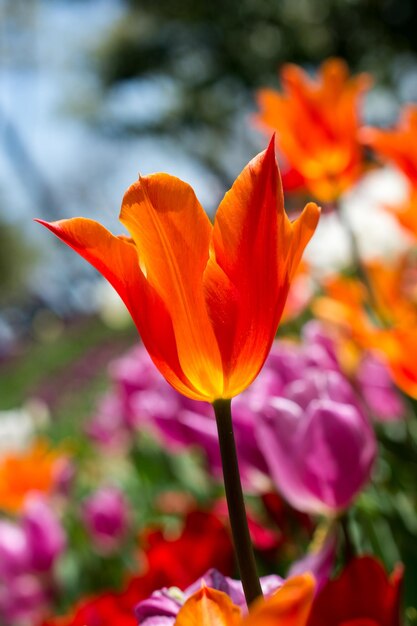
361, 104, 417, 187
255, 59, 371, 203
361, 105, 417, 239
174, 574, 315, 626
37, 140, 319, 402
0, 440, 62, 514
314, 256, 417, 398
380, 190, 417, 241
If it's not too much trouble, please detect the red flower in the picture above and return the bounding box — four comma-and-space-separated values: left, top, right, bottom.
307, 556, 403, 626
42, 511, 233, 626
42, 594, 137, 626
131, 510, 234, 595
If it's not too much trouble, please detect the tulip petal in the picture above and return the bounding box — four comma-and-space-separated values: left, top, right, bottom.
287, 202, 321, 279
307, 556, 403, 626
242, 574, 315, 626
175, 587, 241, 626
35, 218, 203, 400
203, 138, 284, 396
120, 174, 223, 400
360, 105, 417, 185
204, 139, 319, 397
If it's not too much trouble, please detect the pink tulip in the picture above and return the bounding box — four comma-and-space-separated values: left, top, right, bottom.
256, 391, 376, 515
82, 487, 130, 553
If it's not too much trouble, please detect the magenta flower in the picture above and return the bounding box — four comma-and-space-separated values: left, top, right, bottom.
0, 574, 48, 626
82, 486, 130, 554
23, 495, 66, 572
0, 497, 65, 625
357, 354, 406, 422
256, 392, 376, 515
0, 521, 29, 578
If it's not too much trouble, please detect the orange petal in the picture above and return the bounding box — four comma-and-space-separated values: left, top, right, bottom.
203, 137, 285, 397
373, 329, 417, 399
242, 574, 315, 626
287, 202, 321, 280
120, 174, 223, 400
0, 440, 60, 514
204, 139, 319, 397
175, 587, 241, 626
35, 218, 204, 400
360, 105, 417, 185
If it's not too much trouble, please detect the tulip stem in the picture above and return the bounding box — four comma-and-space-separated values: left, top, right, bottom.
213, 398, 263, 606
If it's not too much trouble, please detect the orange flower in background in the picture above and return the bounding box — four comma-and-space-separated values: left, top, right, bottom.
314, 255, 417, 398
361, 105, 417, 239
255, 59, 371, 203
0, 440, 62, 514
37, 140, 319, 402
175, 574, 315, 626
361, 104, 417, 186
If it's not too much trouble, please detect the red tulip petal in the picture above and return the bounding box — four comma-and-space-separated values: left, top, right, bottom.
307, 556, 403, 626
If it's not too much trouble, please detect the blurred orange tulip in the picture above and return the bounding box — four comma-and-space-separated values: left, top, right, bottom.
255, 59, 371, 203
175, 574, 315, 626
0, 440, 61, 514
37, 140, 319, 402
361, 104, 417, 186
361, 105, 417, 239
314, 256, 417, 398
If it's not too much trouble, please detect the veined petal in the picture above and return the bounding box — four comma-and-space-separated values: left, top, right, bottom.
120, 174, 223, 400
175, 587, 241, 626
35, 218, 205, 401
242, 575, 315, 626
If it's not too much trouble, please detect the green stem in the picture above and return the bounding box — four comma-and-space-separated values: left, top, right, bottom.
212, 398, 263, 606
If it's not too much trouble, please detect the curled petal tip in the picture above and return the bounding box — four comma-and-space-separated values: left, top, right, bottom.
302, 202, 321, 227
